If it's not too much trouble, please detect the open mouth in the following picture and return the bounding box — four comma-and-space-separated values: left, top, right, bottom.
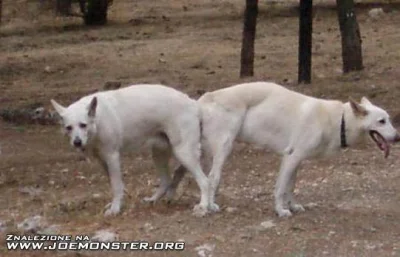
73, 145, 86, 152
369, 130, 389, 158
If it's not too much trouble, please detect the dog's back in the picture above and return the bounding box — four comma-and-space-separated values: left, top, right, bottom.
198, 82, 344, 155
72, 84, 200, 150
198, 82, 309, 111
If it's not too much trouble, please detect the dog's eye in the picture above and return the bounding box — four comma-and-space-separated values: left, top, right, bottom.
65, 125, 72, 132
379, 119, 386, 125
79, 123, 87, 129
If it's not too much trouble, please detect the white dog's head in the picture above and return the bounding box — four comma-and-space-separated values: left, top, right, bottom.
350, 97, 400, 157
51, 97, 98, 150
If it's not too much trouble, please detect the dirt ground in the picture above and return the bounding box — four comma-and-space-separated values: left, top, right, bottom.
1, 0, 400, 256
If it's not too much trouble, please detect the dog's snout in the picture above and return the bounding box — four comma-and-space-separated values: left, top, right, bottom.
73, 138, 82, 147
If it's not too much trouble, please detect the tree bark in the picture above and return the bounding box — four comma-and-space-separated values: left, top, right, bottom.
240, 0, 258, 78
78, 0, 87, 16
0, 0, 3, 24
336, 0, 363, 73
84, 0, 109, 26
56, 0, 73, 16
298, 0, 313, 84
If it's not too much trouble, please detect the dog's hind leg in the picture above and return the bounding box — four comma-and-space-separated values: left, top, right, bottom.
101, 151, 125, 216
160, 141, 213, 203
171, 131, 210, 217
143, 139, 173, 203
274, 154, 302, 217
164, 164, 186, 200
163, 137, 213, 201
202, 106, 244, 213
206, 135, 234, 212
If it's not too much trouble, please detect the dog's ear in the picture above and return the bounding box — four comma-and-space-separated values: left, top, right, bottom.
88, 97, 97, 118
349, 97, 368, 116
50, 99, 66, 116
360, 97, 372, 106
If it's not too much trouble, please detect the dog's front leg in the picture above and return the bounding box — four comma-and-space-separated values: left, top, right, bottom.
102, 151, 124, 216
286, 168, 305, 213
274, 155, 302, 217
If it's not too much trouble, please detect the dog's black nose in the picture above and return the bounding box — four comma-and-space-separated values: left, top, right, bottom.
73, 138, 82, 147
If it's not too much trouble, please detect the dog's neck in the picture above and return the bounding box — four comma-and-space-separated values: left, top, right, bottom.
341, 103, 364, 147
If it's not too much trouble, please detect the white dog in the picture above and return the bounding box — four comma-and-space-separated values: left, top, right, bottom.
51, 84, 211, 216
169, 81, 400, 217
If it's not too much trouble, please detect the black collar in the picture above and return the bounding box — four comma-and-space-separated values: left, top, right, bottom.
340, 113, 348, 148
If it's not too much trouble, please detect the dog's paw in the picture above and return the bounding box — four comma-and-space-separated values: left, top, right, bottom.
290, 203, 305, 213
164, 187, 176, 201
276, 208, 293, 218
192, 204, 208, 217
208, 203, 220, 213
104, 203, 121, 216
142, 196, 158, 203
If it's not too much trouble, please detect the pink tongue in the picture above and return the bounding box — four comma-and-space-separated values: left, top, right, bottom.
376, 134, 390, 158
382, 142, 389, 158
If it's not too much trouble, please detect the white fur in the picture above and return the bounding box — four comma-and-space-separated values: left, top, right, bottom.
51, 84, 210, 217
171, 82, 400, 217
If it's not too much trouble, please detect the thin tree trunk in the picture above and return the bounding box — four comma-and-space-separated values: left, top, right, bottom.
78, 0, 87, 16
84, 0, 109, 26
240, 0, 258, 78
56, 0, 73, 16
336, 0, 363, 73
298, 0, 313, 84
0, 0, 3, 24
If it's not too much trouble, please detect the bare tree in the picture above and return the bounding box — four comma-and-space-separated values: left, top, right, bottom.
77, 0, 86, 15
84, 0, 110, 25
336, 0, 363, 72
56, 0, 72, 16
0, 0, 3, 24
240, 0, 258, 78
298, 0, 313, 84
53, 0, 112, 25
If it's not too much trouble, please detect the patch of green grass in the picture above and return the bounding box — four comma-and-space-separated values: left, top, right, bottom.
12, 126, 26, 133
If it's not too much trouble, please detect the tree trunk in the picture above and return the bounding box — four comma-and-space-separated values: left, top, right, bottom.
56, 0, 73, 16
240, 0, 258, 78
0, 0, 3, 24
84, 0, 109, 26
298, 0, 313, 84
78, 0, 87, 16
336, 0, 363, 73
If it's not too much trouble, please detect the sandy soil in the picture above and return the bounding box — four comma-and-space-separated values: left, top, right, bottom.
1, 0, 400, 256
